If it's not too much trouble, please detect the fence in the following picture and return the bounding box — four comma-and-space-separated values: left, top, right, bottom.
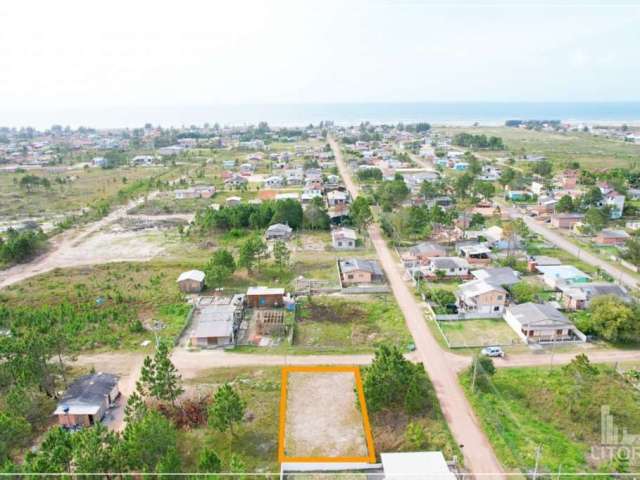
435, 311, 504, 321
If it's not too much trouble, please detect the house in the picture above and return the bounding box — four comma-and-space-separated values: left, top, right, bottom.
594, 229, 630, 246
560, 170, 578, 189
92, 156, 107, 167
130, 155, 155, 166
527, 255, 562, 272
226, 196, 242, 206
265, 223, 293, 240
471, 267, 520, 287
483, 226, 522, 251
626, 220, 640, 231
404, 242, 447, 266
603, 191, 625, 219
530, 181, 546, 196
456, 280, 507, 313
189, 295, 243, 347
223, 159, 236, 169
550, 213, 585, 229
459, 244, 492, 265
177, 270, 206, 293
559, 282, 631, 310
275, 192, 300, 201
504, 302, 586, 343
339, 258, 385, 285
425, 257, 471, 279
175, 186, 215, 199
54, 373, 120, 428
453, 162, 469, 171
239, 163, 255, 175
537, 265, 591, 289
263, 175, 284, 188
246, 287, 285, 308
505, 190, 529, 201
331, 227, 357, 249
380, 452, 456, 480
224, 174, 248, 189
327, 190, 348, 207
284, 169, 304, 185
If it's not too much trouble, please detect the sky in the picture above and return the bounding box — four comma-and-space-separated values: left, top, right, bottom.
1, 0, 640, 125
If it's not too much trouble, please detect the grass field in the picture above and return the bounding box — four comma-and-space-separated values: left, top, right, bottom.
438, 318, 522, 348
0, 165, 169, 221
178, 367, 281, 473
461, 362, 640, 474
438, 126, 640, 170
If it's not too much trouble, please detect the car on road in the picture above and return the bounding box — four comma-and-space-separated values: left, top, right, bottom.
481, 346, 505, 358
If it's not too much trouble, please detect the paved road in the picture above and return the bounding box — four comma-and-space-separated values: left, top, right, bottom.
329, 137, 505, 477
504, 205, 639, 290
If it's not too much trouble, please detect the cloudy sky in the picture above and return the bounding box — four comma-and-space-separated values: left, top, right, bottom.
1, 0, 639, 123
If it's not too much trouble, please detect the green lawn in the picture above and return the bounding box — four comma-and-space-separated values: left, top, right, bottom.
461, 362, 640, 474
438, 318, 522, 348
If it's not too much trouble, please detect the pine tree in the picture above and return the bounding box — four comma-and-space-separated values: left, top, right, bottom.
198, 447, 221, 473
208, 383, 246, 437
139, 342, 184, 407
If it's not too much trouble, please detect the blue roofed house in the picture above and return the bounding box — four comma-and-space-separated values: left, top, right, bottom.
537, 265, 591, 290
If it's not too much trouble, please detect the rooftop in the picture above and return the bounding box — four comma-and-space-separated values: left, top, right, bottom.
507, 302, 572, 328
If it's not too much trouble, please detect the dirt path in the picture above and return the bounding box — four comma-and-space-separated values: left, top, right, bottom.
330, 136, 505, 477
0, 192, 159, 289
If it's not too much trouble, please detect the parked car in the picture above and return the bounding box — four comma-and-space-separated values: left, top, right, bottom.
481, 346, 505, 358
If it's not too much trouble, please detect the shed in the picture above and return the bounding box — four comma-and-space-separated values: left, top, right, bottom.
177, 270, 206, 293
246, 286, 286, 308
381, 451, 456, 480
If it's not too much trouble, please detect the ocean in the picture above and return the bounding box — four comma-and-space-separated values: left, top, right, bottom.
5, 102, 640, 129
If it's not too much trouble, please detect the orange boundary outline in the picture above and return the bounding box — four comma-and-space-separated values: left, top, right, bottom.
278, 365, 377, 464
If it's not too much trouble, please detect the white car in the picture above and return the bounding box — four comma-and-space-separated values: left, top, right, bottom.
481, 346, 505, 358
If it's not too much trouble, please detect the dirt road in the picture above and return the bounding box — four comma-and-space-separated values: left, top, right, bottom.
503, 204, 639, 290
0, 193, 159, 289
329, 137, 505, 477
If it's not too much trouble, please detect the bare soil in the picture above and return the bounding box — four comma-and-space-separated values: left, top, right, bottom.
284, 371, 368, 458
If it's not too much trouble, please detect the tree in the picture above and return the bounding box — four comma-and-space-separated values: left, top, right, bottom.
303, 201, 330, 230
24, 427, 73, 474
124, 383, 148, 424
140, 341, 184, 407
362, 344, 428, 414
208, 383, 246, 437
204, 249, 236, 287
585, 207, 607, 232
350, 196, 373, 230
583, 296, 639, 343
71, 423, 121, 476
273, 240, 290, 268
469, 355, 495, 392
454, 173, 474, 199
238, 236, 268, 273
582, 186, 603, 207
122, 411, 178, 472
509, 281, 544, 304
473, 180, 495, 201
271, 199, 303, 229
0, 412, 31, 462
555, 195, 574, 213
198, 447, 221, 473
498, 167, 515, 187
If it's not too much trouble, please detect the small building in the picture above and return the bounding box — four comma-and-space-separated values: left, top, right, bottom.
54, 373, 120, 428
560, 170, 578, 189
594, 229, 629, 246
551, 213, 585, 229
425, 257, 471, 279
504, 302, 586, 343
332, 227, 357, 249
265, 223, 293, 240
404, 242, 447, 266
537, 265, 591, 290
226, 196, 242, 206
559, 282, 631, 310
189, 295, 244, 347
505, 190, 529, 201
380, 452, 456, 480
177, 270, 206, 293
626, 220, 640, 231
527, 255, 562, 272
456, 279, 507, 314
459, 244, 492, 265
471, 267, 520, 287
327, 190, 348, 207
339, 258, 385, 285
246, 286, 286, 308
224, 174, 248, 189
263, 175, 284, 188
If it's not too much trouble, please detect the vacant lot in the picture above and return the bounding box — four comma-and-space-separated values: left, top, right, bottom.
438, 318, 522, 348
439, 126, 640, 169
461, 362, 640, 474
284, 370, 369, 459
178, 367, 281, 473
293, 296, 412, 353
0, 165, 169, 221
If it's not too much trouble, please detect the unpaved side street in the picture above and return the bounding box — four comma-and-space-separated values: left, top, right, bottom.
329, 136, 505, 477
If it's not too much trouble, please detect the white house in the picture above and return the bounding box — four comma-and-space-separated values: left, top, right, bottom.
504, 302, 586, 343
332, 227, 357, 249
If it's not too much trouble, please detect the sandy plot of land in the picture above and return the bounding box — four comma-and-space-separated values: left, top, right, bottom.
284, 371, 368, 458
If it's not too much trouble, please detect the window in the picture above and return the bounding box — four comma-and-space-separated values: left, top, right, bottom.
496, 295, 503, 300
348, 274, 354, 280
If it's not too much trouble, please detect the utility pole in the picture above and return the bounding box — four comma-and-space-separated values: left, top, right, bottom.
471, 355, 478, 392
